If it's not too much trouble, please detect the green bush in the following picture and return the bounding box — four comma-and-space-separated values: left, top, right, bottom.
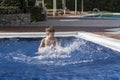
0, 0, 46, 21
0, 6, 21, 14
19, 0, 28, 13
29, 6, 45, 22
0, 0, 27, 13
0, 0, 21, 6
28, 0, 36, 7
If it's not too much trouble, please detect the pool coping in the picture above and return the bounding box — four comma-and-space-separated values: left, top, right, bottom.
78, 32, 120, 52
0, 32, 120, 52
48, 13, 120, 20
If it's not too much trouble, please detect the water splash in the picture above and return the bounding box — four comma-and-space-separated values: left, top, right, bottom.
36, 38, 83, 58
0, 38, 118, 66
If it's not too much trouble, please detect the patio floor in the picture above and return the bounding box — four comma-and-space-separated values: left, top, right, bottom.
0, 17, 120, 40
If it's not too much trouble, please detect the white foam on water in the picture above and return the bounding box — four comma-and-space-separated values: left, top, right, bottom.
2, 39, 87, 66
34, 38, 84, 59
0, 38, 118, 66
54, 59, 94, 66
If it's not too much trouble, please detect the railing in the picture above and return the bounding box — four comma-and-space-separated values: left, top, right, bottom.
93, 8, 102, 17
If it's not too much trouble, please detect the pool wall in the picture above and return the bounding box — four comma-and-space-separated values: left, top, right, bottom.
78, 32, 120, 52
0, 32, 120, 52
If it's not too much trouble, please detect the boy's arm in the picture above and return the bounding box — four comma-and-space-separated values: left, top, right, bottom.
56, 39, 63, 52
55, 38, 59, 46
55, 38, 62, 49
38, 39, 45, 53
39, 39, 45, 48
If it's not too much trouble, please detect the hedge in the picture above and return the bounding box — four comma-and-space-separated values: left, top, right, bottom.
28, 0, 36, 7
0, 6, 21, 14
29, 6, 46, 22
0, 0, 46, 21
0, 0, 27, 13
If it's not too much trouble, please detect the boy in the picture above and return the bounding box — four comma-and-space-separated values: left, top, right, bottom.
38, 26, 61, 53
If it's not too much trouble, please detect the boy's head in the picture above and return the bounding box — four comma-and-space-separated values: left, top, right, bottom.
46, 26, 55, 38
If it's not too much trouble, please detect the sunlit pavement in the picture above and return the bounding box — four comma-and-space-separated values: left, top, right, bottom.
0, 18, 120, 40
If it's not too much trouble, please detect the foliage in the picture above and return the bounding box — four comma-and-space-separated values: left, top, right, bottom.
18, 0, 27, 13
29, 6, 45, 21
28, 0, 36, 7
0, 6, 21, 14
0, 0, 28, 13
44, 0, 120, 12
0, 0, 45, 21
0, 0, 21, 6
77, 0, 120, 12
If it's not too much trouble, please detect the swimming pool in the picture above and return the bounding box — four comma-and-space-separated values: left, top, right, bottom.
0, 36, 120, 80
84, 14, 120, 19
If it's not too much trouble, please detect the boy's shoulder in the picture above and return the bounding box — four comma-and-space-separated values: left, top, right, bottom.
41, 38, 46, 42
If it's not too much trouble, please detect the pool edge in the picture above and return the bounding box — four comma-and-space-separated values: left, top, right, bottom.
78, 32, 120, 52
0, 32, 120, 52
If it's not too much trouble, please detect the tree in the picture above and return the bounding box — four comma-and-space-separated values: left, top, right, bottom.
28, 0, 36, 7
0, 0, 21, 6
19, 0, 27, 13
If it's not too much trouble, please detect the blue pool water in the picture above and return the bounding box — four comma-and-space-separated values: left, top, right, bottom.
85, 14, 120, 19
0, 37, 120, 80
